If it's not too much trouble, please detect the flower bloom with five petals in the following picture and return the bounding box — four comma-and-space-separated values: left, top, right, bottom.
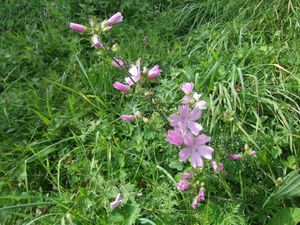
170, 105, 203, 135
179, 133, 214, 168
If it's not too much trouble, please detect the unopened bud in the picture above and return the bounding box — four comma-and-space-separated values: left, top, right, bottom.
111, 43, 120, 52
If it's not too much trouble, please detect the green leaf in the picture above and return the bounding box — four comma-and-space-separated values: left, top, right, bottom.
263, 170, 300, 207
168, 161, 183, 171
267, 208, 300, 225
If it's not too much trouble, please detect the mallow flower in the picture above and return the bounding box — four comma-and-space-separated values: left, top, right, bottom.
182, 172, 194, 179
179, 133, 214, 168
193, 92, 206, 110
211, 160, 223, 173
191, 188, 205, 209
109, 193, 123, 209
125, 59, 141, 86
147, 65, 161, 78
107, 12, 123, 25
113, 82, 130, 93
112, 59, 125, 68
166, 128, 184, 145
181, 83, 194, 95
121, 115, 135, 122
170, 105, 202, 135
228, 154, 243, 160
91, 35, 103, 48
69, 23, 86, 33
177, 180, 190, 191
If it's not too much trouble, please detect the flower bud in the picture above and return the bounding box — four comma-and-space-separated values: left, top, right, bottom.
177, 180, 190, 191
69, 23, 86, 33
182, 172, 194, 179
120, 115, 135, 122
228, 154, 243, 160
113, 82, 130, 93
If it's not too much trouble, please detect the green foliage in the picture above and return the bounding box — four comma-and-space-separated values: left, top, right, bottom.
268, 208, 300, 225
1, 0, 300, 224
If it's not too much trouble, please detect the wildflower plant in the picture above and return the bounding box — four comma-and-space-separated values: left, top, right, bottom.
69, 8, 259, 219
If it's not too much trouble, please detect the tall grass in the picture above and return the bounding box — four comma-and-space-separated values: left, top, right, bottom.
1, 0, 299, 224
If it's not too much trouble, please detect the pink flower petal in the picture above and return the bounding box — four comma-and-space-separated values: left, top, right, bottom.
107, 12, 123, 25
195, 134, 211, 145
197, 145, 213, 159
178, 105, 190, 118
187, 121, 202, 135
188, 107, 201, 121
191, 152, 203, 168
166, 129, 184, 145
181, 83, 194, 95
179, 148, 191, 162
182, 95, 192, 104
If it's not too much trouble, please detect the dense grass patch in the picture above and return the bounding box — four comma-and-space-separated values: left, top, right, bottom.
1, 0, 300, 224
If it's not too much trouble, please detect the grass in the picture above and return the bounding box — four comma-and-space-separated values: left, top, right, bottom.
1, 0, 300, 224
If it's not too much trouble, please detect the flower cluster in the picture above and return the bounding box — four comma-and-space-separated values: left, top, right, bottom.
167, 83, 213, 168
176, 172, 205, 208
113, 58, 162, 93
228, 144, 256, 160
69, 12, 123, 49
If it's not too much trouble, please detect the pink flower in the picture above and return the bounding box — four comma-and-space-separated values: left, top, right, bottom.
195, 101, 206, 110
170, 105, 202, 135
249, 151, 256, 157
228, 154, 243, 160
182, 95, 192, 104
193, 93, 207, 110
191, 188, 205, 209
179, 133, 214, 168
109, 193, 123, 209
166, 128, 184, 145
112, 59, 125, 68
182, 172, 194, 179
91, 35, 103, 48
198, 187, 205, 201
148, 65, 162, 79
219, 162, 224, 172
177, 180, 190, 191
191, 195, 200, 209
107, 12, 123, 25
211, 160, 223, 173
125, 59, 141, 86
113, 82, 130, 93
181, 83, 194, 95
69, 23, 86, 33
121, 115, 135, 122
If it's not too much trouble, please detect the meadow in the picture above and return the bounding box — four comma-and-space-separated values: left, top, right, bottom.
1, 0, 300, 224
